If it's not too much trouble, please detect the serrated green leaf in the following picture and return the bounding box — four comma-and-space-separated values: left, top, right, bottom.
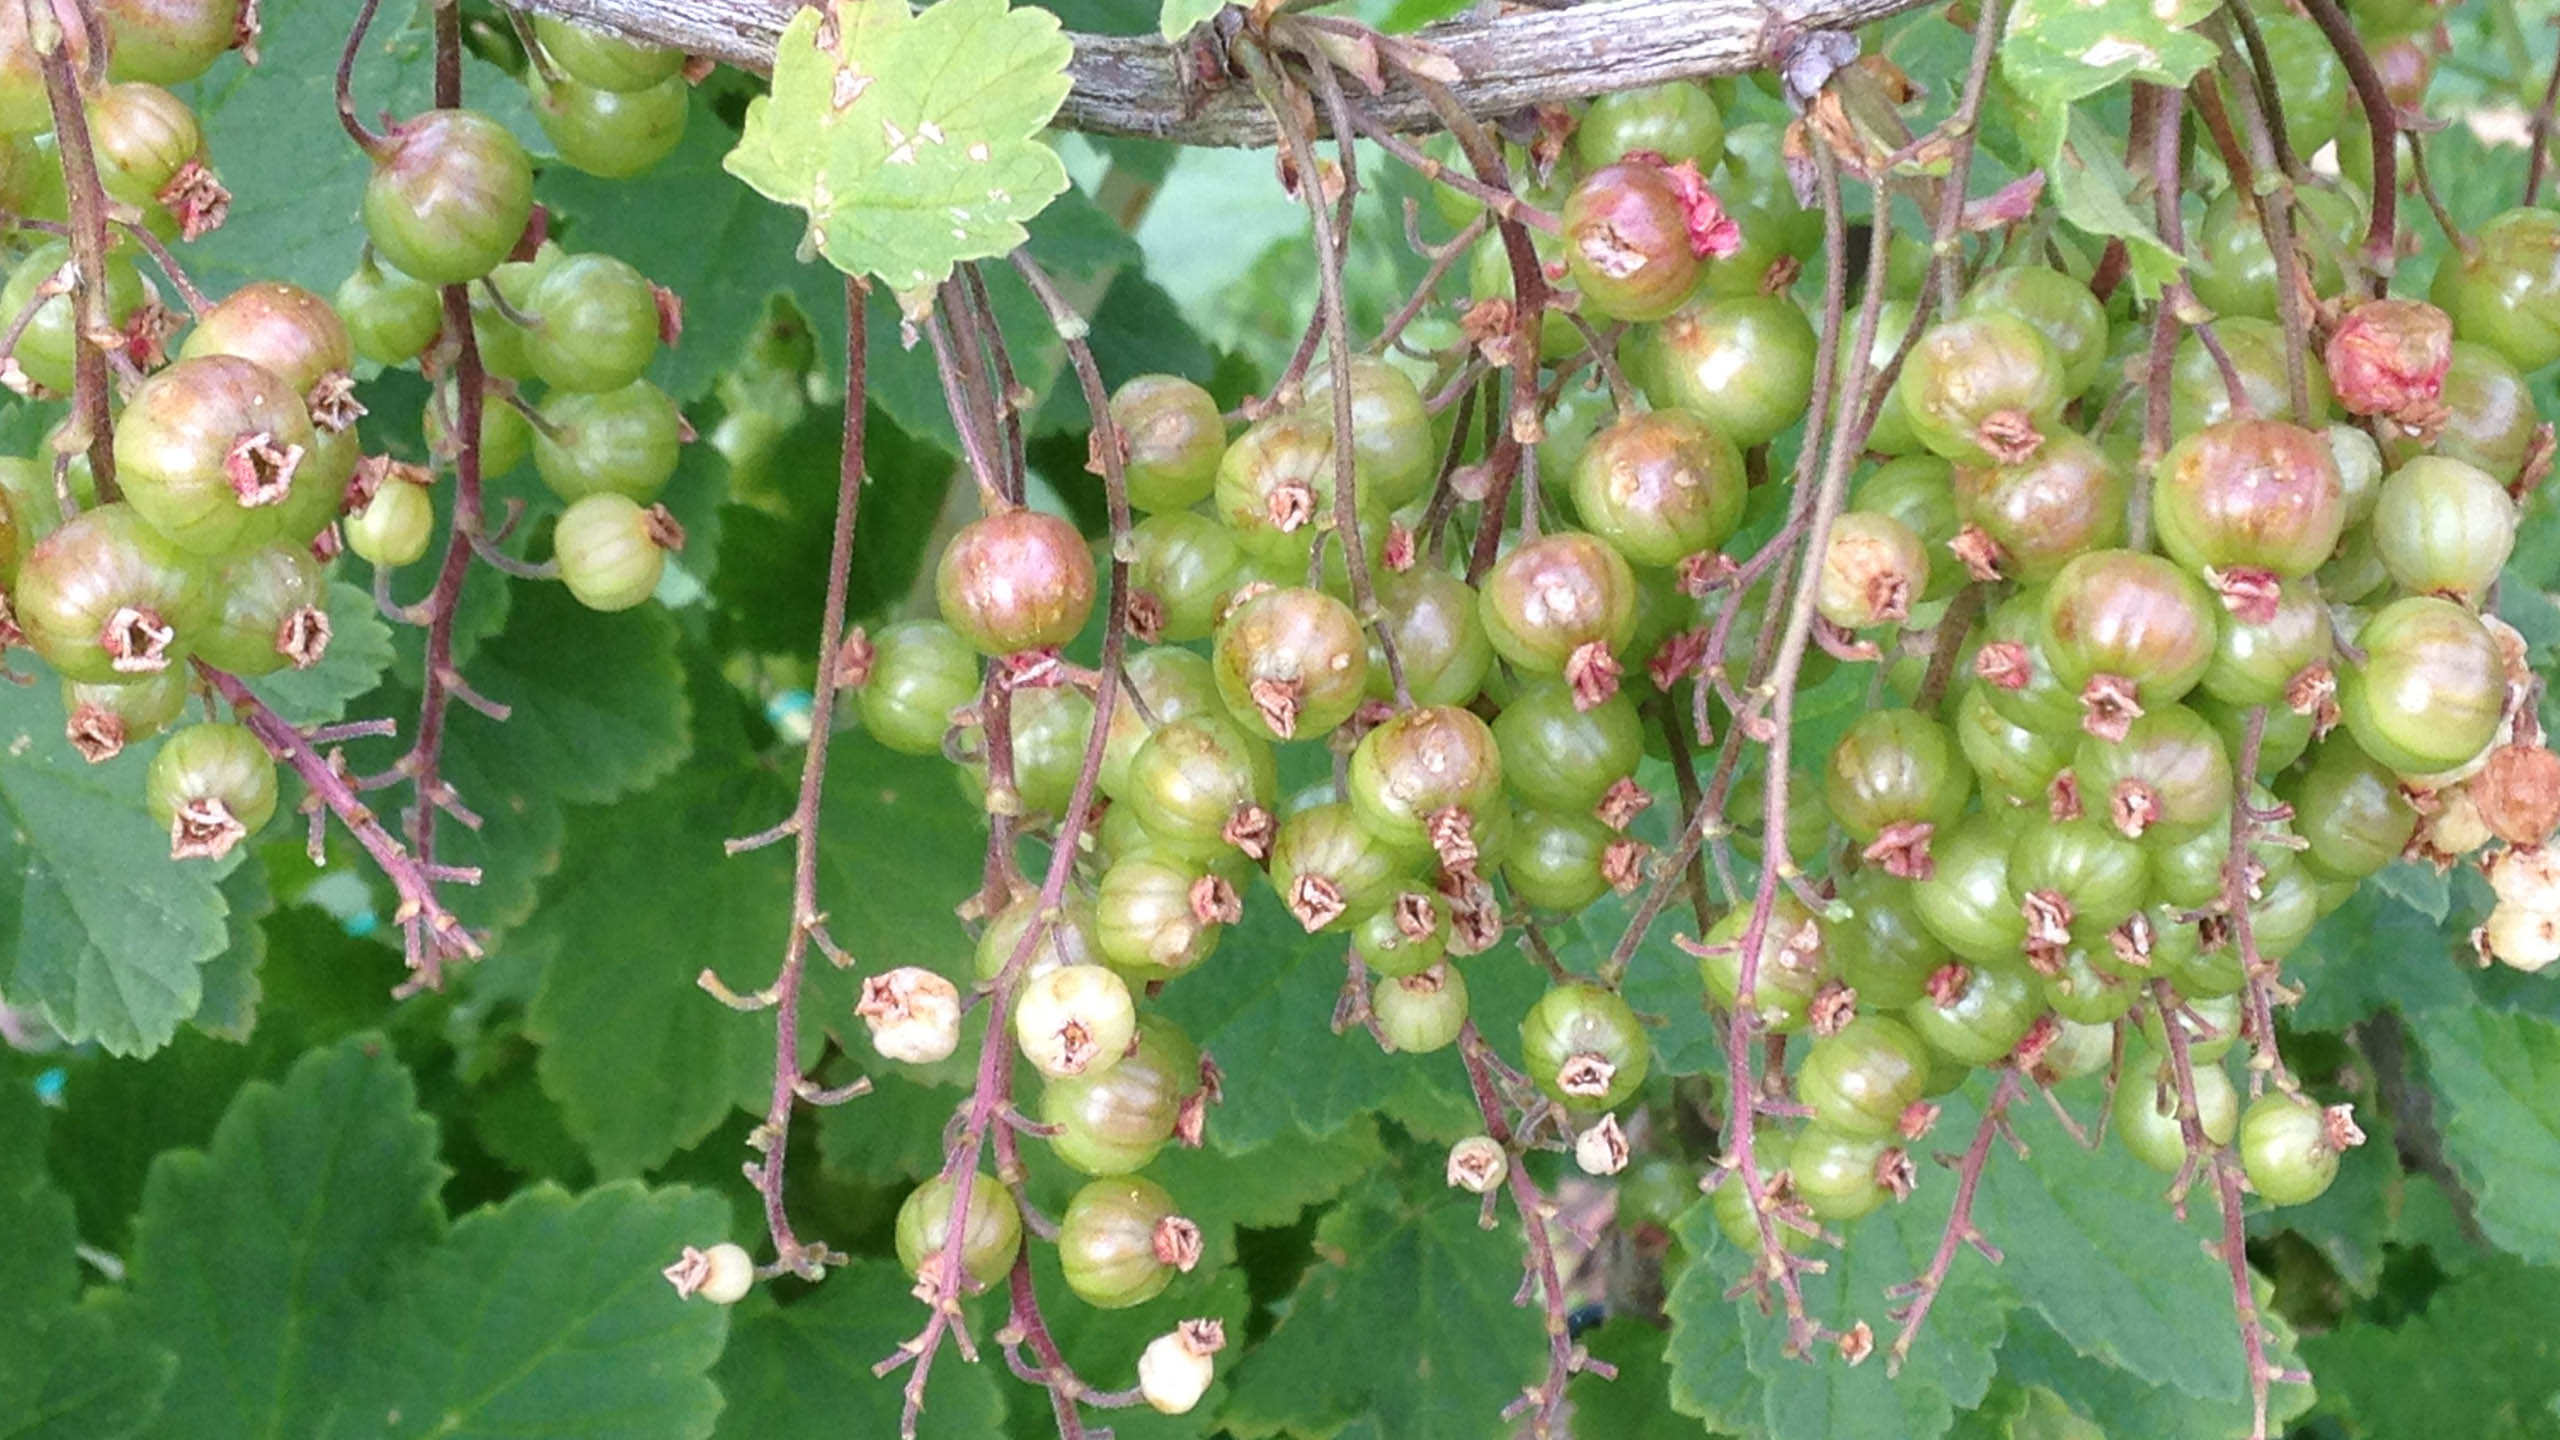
0, 1077, 78, 1331
1998, 1311, 2309, 1440
726, 0, 1073, 295
0, 676, 231, 1056
1573, 1317, 1708, 1440
524, 758, 794, 1178
2000, 0, 2221, 107
2371, 861, 2454, 924
1222, 1165, 1546, 1440
319, 1181, 730, 1440
0, 1309, 177, 1440
2301, 1264, 2560, 1440
242, 582, 398, 728
713, 1262, 1006, 1439
189, 854, 275, 1041
2412, 1006, 2560, 1267
1158, 0, 1226, 40
2289, 884, 2471, 1029
118, 1035, 446, 1440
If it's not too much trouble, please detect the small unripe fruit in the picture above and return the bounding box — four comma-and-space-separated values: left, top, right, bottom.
1574, 1114, 1631, 1176
1137, 1319, 1225, 1416
554, 493, 679, 612
145, 721, 278, 861
346, 475, 435, 569
856, 966, 963, 1064
2240, 1093, 2360, 1205
363, 109, 535, 286
1013, 963, 1136, 1079
663, 1242, 755, 1304
2481, 901, 2560, 973
1447, 1135, 1508, 1193
936, 509, 1096, 656
895, 1175, 1022, 1290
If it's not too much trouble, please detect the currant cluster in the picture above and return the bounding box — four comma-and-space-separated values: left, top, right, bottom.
0, 3, 690, 865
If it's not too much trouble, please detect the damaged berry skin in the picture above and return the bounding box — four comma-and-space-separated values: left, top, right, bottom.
115, 355, 321, 559
2072, 705, 2236, 848
15, 503, 217, 683
362, 107, 536, 287
934, 508, 1096, 657
191, 542, 328, 676
1570, 407, 1747, 568
2152, 419, 2346, 580
1950, 430, 2129, 583
1562, 162, 1702, 324
2370, 456, 2518, 607
1212, 584, 1369, 742
1478, 531, 1640, 677
145, 720, 279, 851
1823, 708, 1973, 850
1893, 313, 2068, 466
1346, 703, 1504, 857
1520, 982, 1649, 1110
2338, 596, 2506, 779
2039, 549, 2219, 710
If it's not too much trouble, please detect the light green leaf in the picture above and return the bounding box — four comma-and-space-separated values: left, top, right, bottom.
726, 0, 1074, 296
2412, 1006, 2560, 1266
0, 676, 231, 1056
1136, 1115, 1388, 1269
1222, 1163, 1546, 1440
244, 582, 397, 728
1999, 1311, 2309, 1439
2288, 884, 2471, 1029
2000, 0, 2222, 107
2039, 107, 2182, 301
320, 1181, 730, 1440
1159, 0, 1226, 40
2371, 860, 2454, 924
713, 1262, 1006, 1439
118, 1035, 446, 1440
0, 1310, 177, 1440
1573, 1317, 1706, 1440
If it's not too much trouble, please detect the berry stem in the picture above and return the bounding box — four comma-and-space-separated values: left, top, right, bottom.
334, 0, 393, 158
1457, 1023, 1596, 1438
1887, 1067, 2020, 1372
2528, 37, 2560, 206
2221, 705, 2292, 1092
2199, 46, 2317, 425
2218, 0, 2304, 183
1923, 0, 2009, 312
2295, 0, 2398, 286
35, 36, 120, 497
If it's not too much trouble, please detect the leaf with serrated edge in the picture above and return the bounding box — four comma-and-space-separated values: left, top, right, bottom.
713, 1262, 1006, 1439
1999, 1310, 2313, 1439
2303, 1263, 2560, 1440
2413, 1006, 2560, 1267
321, 1181, 728, 1440
0, 678, 230, 1057
117, 1035, 445, 1440
2000, 0, 2219, 106
726, 0, 1073, 295
1159, 0, 1225, 39
0, 1310, 177, 1440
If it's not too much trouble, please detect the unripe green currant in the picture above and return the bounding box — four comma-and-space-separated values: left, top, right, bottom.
2113, 1051, 2238, 1174
850, 619, 978, 758
533, 379, 685, 503
176, 282, 356, 422
362, 108, 535, 286
61, 669, 189, 764
345, 474, 436, 569
1213, 584, 1369, 742
1041, 1016, 1200, 1175
522, 253, 664, 394
2338, 596, 2505, 777
2240, 1093, 2360, 1206
554, 493, 680, 612
1372, 961, 1469, 1054
532, 15, 687, 90
1105, 373, 1227, 513
1304, 355, 1435, 510
1791, 1126, 1908, 1223
101, 0, 245, 86
1796, 1016, 1933, 1140
934, 508, 1096, 657
14, 502, 217, 683
114, 354, 321, 559
894, 1175, 1022, 1290
1696, 893, 1831, 1033
1014, 963, 1137, 1080
145, 721, 278, 861
975, 891, 1106, 983
1059, 1177, 1202, 1309
336, 251, 444, 368
531, 69, 688, 179
192, 542, 329, 676
1268, 802, 1407, 934
1520, 983, 1649, 1110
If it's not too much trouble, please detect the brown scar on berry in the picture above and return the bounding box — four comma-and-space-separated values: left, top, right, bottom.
2078, 674, 2143, 742
1861, 819, 1936, 880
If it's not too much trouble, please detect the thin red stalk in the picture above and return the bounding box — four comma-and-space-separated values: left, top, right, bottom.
1925, 0, 2010, 310
2296, 0, 2397, 285
334, 0, 389, 154
37, 38, 117, 496
1887, 1068, 2021, 1371
2529, 39, 2560, 206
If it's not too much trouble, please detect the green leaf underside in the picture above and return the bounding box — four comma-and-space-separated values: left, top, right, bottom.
726, 0, 1075, 297
2413, 1006, 2560, 1267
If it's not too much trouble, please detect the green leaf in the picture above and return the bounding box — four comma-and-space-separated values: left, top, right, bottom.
1138, 1115, 1388, 1269
1221, 1164, 1547, 1440
1158, 0, 1226, 40
189, 849, 275, 1041
118, 1035, 446, 1440
524, 757, 794, 1178
2288, 884, 2471, 1029
320, 1181, 731, 1440
243, 582, 399, 728
1572, 1317, 1705, 1440
810, 729, 1001, 1024
2302, 1264, 2560, 1440
714, 1262, 1006, 1438
726, 0, 1074, 298
2037, 107, 2182, 301
2412, 1006, 2560, 1267
1999, 0, 2221, 107
0, 676, 231, 1056
1017, 1261, 1251, 1440
0, 1309, 177, 1440
1998, 1312, 2306, 1440
0, 1076, 78, 1330
2371, 860, 2454, 924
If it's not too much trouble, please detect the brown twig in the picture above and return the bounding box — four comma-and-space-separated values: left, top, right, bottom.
36, 35, 118, 496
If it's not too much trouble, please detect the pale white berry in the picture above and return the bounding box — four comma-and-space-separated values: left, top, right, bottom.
2487, 845, 2560, 910
2480, 901, 2560, 973
1445, 1135, 1507, 1194
856, 967, 962, 1064
1013, 963, 1136, 1080
1137, 1318, 1225, 1415
1574, 1114, 1630, 1176
663, 1241, 755, 1304
2423, 784, 2493, 860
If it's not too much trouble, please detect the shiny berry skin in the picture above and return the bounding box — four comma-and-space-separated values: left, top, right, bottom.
976, 891, 1105, 983
2240, 1093, 2350, 1206
1906, 962, 2042, 1067
1975, 587, 2086, 736
1563, 162, 1701, 324
1505, 807, 1611, 911
1370, 568, 1494, 708
1, 241, 150, 395
894, 1175, 1022, 1290
1697, 893, 1830, 1033
532, 15, 686, 90
1894, 314, 2067, 466
2283, 739, 2419, 881
2254, 11, 2347, 157
2200, 578, 2331, 708
963, 683, 1092, 818
1495, 679, 1642, 814
1954, 683, 2071, 803
1099, 646, 1220, 798
1125, 511, 1243, 645
2010, 816, 2150, 940
1637, 294, 1816, 449
2194, 692, 2313, 779
1123, 712, 1277, 861
114, 355, 320, 559
1213, 584, 1369, 742
1347, 704, 1503, 856
1830, 870, 1951, 1010
2113, 1052, 2237, 1174
16, 503, 216, 683
934, 509, 1095, 657
554, 493, 675, 612
1911, 815, 2028, 965
533, 379, 684, 502
2041, 942, 2137, 1025
62, 669, 188, 762
2338, 596, 2504, 777
1096, 849, 1228, 980
1306, 356, 1434, 511
532, 70, 687, 179
1791, 1127, 1902, 1223
1060, 1177, 1195, 1309
470, 255, 546, 381
1845, 300, 1924, 453
522, 254, 661, 394
1521, 982, 1649, 1110
1576, 82, 1723, 171
1138, 1323, 1224, 1416
1014, 962, 1136, 1080
362, 108, 535, 286
1212, 410, 1344, 565
2074, 704, 2236, 847
855, 620, 978, 757
179, 282, 356, 420
1041, 1016, 1197, 1174
1373, 962, 1469, 1054
2173, 320, 2333, 438
1571, 408, 1746, 568
1108, 374, 1226, 513
1355, 891, 1451, 978
344, 474, 435, 569
101, 0, 243, 85
2189, 182, 2360, 323
1709, 1134, 1809, 1253
1950, 431, 2128, 583
1823, 708, 1972, 849
2326, 423, 2386, 529
1960, 266, 2109, 395
1855, 454, 1961, 592
2040, 549, 2218, 710
1797, 1016, 1931, 1139
145, 721, 277, 860
2371, 456, 2516, 607
1479, 531, 1639, 676
2387, 340, 2538, 485
1816, 509, 1927, 631
2152, 419, 2345, 580
87, 81, 208, 222
193, 543, 328, 676
2431, 206, 2560, 373
1269, 802, 1406, 934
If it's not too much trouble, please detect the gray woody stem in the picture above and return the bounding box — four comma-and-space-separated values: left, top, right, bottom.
504, 0, 1934, 147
